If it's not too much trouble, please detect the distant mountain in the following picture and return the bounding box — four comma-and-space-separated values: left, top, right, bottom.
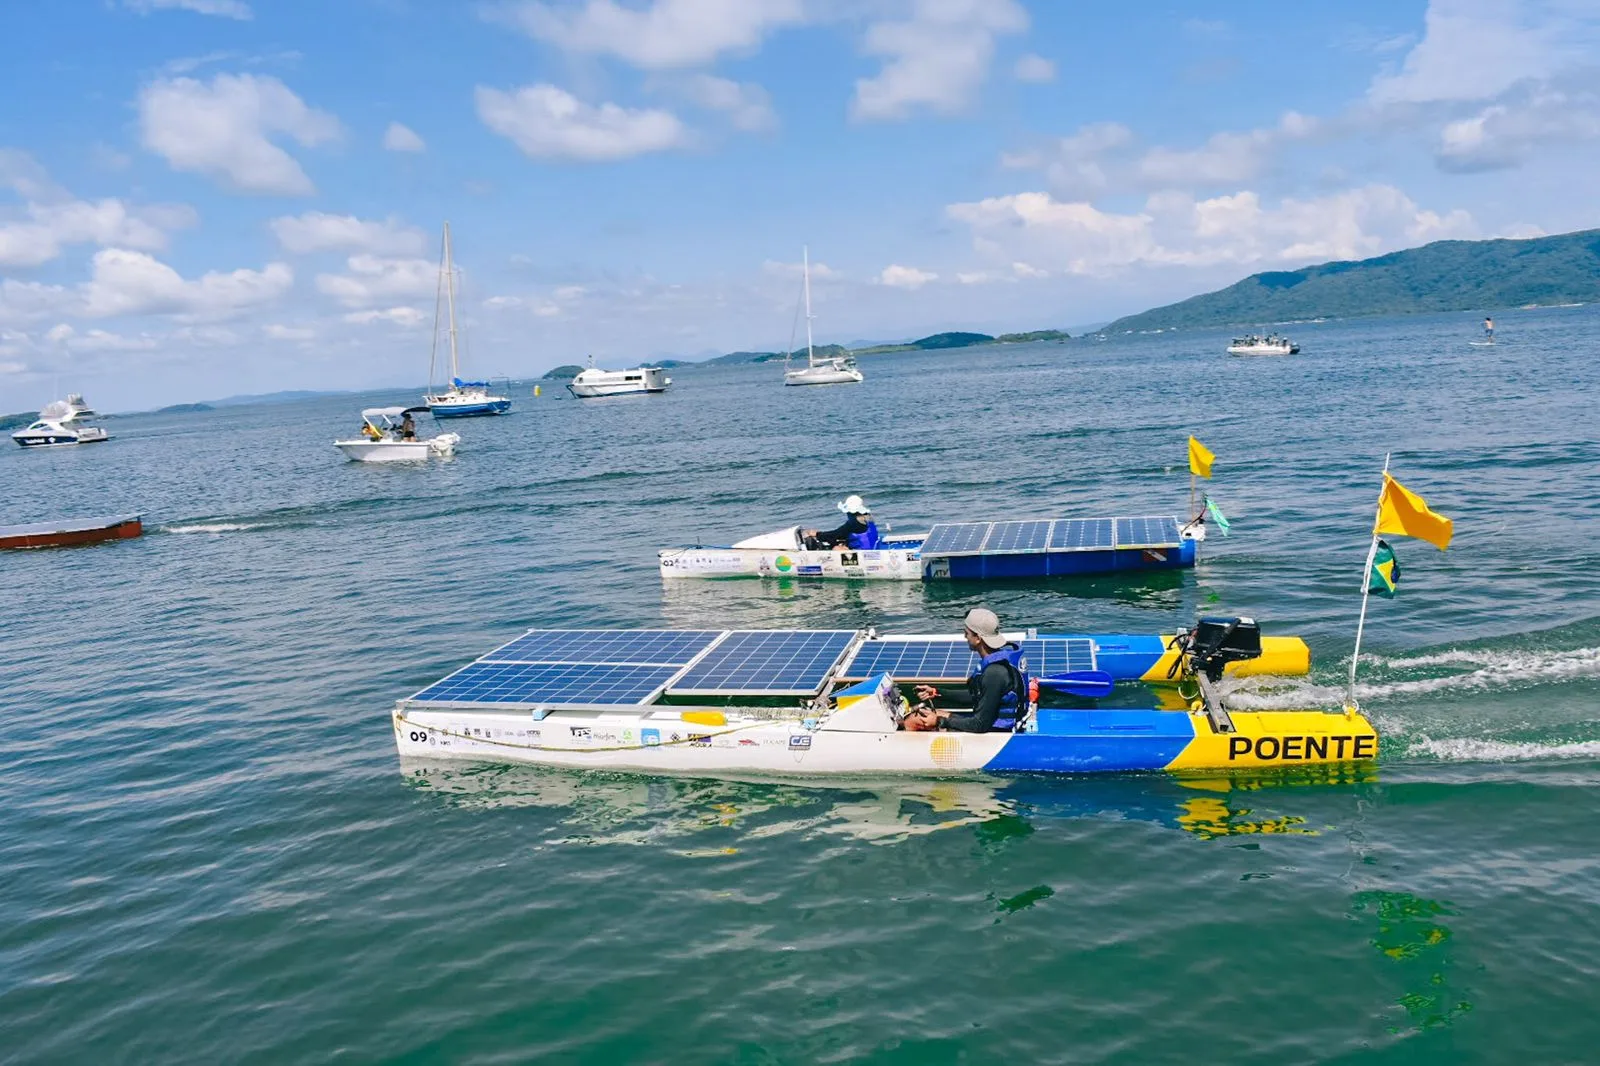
157, 402, 214, 414
0, 412, 33, 431
209, 389, 351, 407
1105, 229, 1600, 333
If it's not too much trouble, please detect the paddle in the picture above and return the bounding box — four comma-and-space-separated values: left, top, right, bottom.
1036, 670, 1115, 699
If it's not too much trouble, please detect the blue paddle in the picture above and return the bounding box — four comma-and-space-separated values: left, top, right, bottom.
1036, 670, 1115, 699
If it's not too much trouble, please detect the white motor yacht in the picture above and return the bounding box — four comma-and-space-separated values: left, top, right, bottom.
567, 358, 672, 398
1226, 334, 1299, 356
12, 398, 111, 448
334, 407, 460, 462
783, 246, 863, 387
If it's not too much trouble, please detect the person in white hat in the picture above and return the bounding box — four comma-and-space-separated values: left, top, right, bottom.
901, 607, 1028, 733
802, 494, 878, 551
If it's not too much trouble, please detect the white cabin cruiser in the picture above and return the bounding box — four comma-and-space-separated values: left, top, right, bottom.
334, 407, 460, 462
1226, 334, 1298, 356
784, 246, 863, 387
12, 398, 111, 448
567, 358, 672, 398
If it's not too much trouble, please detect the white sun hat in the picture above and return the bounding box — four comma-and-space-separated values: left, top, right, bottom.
837, 495, 870, 515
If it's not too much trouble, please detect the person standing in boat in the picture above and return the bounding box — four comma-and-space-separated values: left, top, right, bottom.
901, 608, 1028, 733
803, 495, 878, 550
399, 411, 417, 440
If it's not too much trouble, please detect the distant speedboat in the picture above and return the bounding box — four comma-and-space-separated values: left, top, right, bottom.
784, 246, 863, 387
12, 398, 111, 447
422, 223, 512, 418
334, 407, 460, 462
1227, 334, 1298, 356
567, 357, 672, 398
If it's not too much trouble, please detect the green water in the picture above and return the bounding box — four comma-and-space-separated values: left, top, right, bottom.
4, 307, 1599, 1062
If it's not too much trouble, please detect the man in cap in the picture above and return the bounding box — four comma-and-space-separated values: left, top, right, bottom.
803, 494, 878, 550
901, 608, 1028, 733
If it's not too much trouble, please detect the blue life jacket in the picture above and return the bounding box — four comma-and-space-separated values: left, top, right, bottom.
968, 644, 1030, 732
847, 521, 881, 550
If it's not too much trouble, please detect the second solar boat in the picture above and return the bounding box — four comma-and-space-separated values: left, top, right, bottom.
658, 515, 1204, 581
392, 620, 1379, 777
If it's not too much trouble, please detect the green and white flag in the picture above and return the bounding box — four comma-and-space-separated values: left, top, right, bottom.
1205, 496, 1230, 537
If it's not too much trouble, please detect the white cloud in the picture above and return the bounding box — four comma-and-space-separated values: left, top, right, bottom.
946, 185, 1476, 276
1013, 53, 1056, 83
138, 74, 341, 195
42, 324, 161, 351
0, 148, 63, 200
0, 198, 197, 269
344, 306, 427, 327
488, 0, 805, 69
1002, 121, 1133, 199
878, 264, 938, 289
852, 0, 1029, 121
762, 257, 839, 280
383, 121, 426, 152
316, 255, 437, 308
1436, 83, 1600, 170
82, 248, 294, 319
476, 84, 688, 160
678, 75, 777, 132
124, 0, 253, 19
270, 212, 426, 256
263, 323, 315, 340
1370, 0, 1600, 105
0, 280, 74, 326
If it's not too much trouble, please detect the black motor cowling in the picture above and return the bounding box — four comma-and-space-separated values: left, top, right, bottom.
1180, 616, 1262, 682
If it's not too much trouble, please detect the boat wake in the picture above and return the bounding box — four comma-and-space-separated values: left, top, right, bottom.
1403, 736, 1600, 762
160, 522, 271, 535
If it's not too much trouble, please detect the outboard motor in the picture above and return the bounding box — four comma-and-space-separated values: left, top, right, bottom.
1167, 617, 1263, 734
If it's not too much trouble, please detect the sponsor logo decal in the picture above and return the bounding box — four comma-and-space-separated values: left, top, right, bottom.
788, 735, 812, 750
688, 733, 712, 747
797, 565, 823, 575
641, 728, 661, 746
1227, 734, 1377, 761
1142, 549, 1168, 563
738, 738, 760, 747
774, 555, 793, 572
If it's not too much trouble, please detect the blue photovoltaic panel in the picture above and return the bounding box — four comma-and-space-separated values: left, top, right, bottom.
920, 522, 992, 556
840, 637, 1097, 681
484, 629, 721, 666
670, 629, 857, 695
983, 520, 1054, 554
1114, 516, 1182, 549
841, 639, 975, 681
408, 660, 679, 708
1049, 518, 1115, 552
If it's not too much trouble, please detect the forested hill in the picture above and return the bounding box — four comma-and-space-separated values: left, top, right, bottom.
1104, 228, 1600, 332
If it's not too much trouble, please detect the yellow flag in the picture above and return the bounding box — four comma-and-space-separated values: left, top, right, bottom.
1375, 474, 1453, 550
1188, 436, 1215, 479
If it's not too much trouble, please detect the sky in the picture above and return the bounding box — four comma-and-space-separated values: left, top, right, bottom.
2, 0, 1599, 410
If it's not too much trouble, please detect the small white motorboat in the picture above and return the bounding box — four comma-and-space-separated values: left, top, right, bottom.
422, 222, 512, 418
334, 407, 460, 462
567, 357, 672, 398
784, 246, 863, 387
12, 398, 111, 448
1226, 334, 1298, 356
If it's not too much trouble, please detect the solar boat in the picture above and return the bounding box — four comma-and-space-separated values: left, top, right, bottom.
393, 619, 1378, 777
658, 514, 1203, 581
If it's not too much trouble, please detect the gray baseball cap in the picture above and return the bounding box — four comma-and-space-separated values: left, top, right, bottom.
963, 607, 1005, 649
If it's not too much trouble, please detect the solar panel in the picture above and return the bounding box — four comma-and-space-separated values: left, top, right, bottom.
483, 629, 721, 666
983, 520, 1053, 554
920, 522, 992, 556
839, 637, 1097, 681
1049, 518, 1114, 552
1114, 516, 1182, 549
669, 629, 857, 695
407, 660, 678, 708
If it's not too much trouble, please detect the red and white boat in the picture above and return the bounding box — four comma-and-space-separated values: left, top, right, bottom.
0, 514, 143, 549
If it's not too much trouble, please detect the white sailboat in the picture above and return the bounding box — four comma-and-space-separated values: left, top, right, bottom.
423, 223, 511, 417
784, 246, 863, 387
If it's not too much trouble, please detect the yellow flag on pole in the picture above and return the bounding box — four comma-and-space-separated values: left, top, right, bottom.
1188, 436, 1215, 479
1374, 474, 1453, 550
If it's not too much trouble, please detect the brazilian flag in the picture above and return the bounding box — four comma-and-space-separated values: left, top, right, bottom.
1369, 539, 1401, 598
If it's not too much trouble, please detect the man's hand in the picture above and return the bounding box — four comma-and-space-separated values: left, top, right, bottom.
914, 684, 939, 702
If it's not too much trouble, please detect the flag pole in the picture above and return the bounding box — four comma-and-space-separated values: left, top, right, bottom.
1346, 453, 1391, 711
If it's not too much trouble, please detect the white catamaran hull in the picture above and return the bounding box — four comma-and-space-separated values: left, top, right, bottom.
660, 545, 923, 580
334, 435, 459, 462
785, 364, 863, 386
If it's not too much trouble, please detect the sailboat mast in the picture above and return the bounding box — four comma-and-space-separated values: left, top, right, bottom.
443, 222, 460, 380
803, 245, 815, 367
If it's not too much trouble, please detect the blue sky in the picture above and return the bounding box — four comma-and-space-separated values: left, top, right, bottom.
2, 0, 1598, 409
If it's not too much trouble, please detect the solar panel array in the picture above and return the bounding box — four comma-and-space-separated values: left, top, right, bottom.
670, 630, 858, 695
839, 637, 1097, 682
407, 628, 861, 708
919, 516, 1181, 556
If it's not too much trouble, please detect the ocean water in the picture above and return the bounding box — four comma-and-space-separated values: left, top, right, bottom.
4, 306, 1599, 1063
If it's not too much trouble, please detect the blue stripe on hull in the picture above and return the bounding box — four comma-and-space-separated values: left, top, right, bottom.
430, 400, 512, 417
982, 710, 1196, 773
939, 538, 1195, 580
1066, 634, 1171, 680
